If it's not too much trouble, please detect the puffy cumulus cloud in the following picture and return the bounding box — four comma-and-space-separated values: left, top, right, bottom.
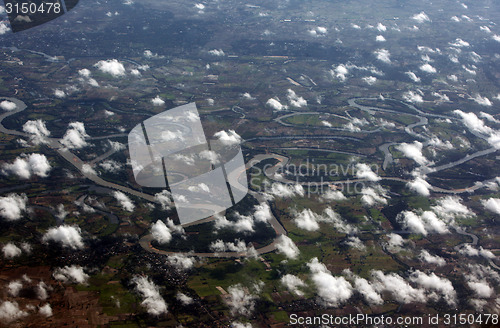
113, 191, 135, 212
458, 244, 495, 260
419, 250, 446, 266
492, 34, 500, 42
213, 130, 242, 146
42, 225, 84, 249
39, 303, 52, 317
81, 164, 97, 176
332, 64, 349, 81
151, 218, 183, 244
232, 322, 252, 328
293, 208, 320, 231
151, 96, 165, 106
375, 35, 386, 42
286, 89, 307, 108
397, 210, 449, 235
360, 186, 389, 207
176, 292, 193, 305
22, 120, 50, 144
420, 63, 437, 73
209, 239, 258, 258
307, 258, 353, 306
132, 276, 168, 316
431, 196, 473, 222
454, 110, 493, 135
7, 280, 23, 297
253, 202, 272, 223
166, 253, 196, 271
53, 265, 89, 284
0, 301, 28, 323
450, 38, 470, 48
412, 12, 430, 23
0, 193, 28, 221
321, 189, 346, 201
266, 182, 304, 198
2, 153, 51, 179
3, 243, 22, 259
214, 214, 254, 234
94, 59, 126, 77
470, 94, 492, 106
0, 100, 17, 111
396, 141, 429, 165
362, 76, 377, 85
308, 26, 327, 36
353, 276, 383, 305
480, 112, 499, 124
386, 233, 405, 252
154, 190, 172, 210
428, 136, 453, 150
371, 270, 426, 304
409, 271, 457, 306
405, 71, 421, 82
226, 284, 257, 316
281, 274, 306, 296
61, 122, 89, 149
407, 176, 432, 196
266, 98, 287, 111
78, 68, 91, 77
376, 22, 387, 32
482, 198, 500, 214
275, 235, 300, 259
374, 49, 391, 63
208, 49, 225, 56
355, 163, 380, 181
403, 90, 424, 103
99, 159, 123, 173
344, 236, 366, 251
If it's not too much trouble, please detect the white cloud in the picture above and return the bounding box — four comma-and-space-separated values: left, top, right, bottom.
53, 265, 89, 284
132, 276, 168, 315
0, 301, 28, 323
386, 233, 404, 251
479, 112, 499, 124
420, 63, 437, 73
266, 98, 286, 111
23, 120, 50, 144
344, 236, 366, 250
113, 191, 135, 212
454, 110, 492, 135
397, 210, 449, 235
3, 243, 22, 259
176, 292, 193, 305
360, 186, 389, 206
39, 304, 52, 317
151, 96, 165, 106
266, 183, 304, 198
396, 141, 429, 165
209, 239, 258, 258
151, 220, 173, 244
287, 89, 307, 108
214, 214, 254, 234
0, 193, 28, 221
412, 12, 430, 23
321, 189, 346, 201
450, 38, 470, 47
332, 64, 349, 81
154, 190, 172, 210
470, 94, 492, 106
61, 122, 89, 149
355, 163, 380, 181
375, 35, 386, 42
307, 258, 353, 306
213, 130, 242, 146
99, 160, 123, 173
275, 235, 300, 259
409, 271, 457, 306
7, 281, 23, 297
432, 196, 473, 222
362, 76, 377, 85
281, 274, 306, 296
293, 208, 320, 231
458, 244, 495, 259
374, 49, 391, 63
482, 198, 500, 214
2, 153, 51, 179
407, 176, 432, 196
167, 253, 196, 271
226, 284, 257, 316
352, 276, 383, 305
78, 68, 91, 77
253, 202, 272, 222
493, 34, 500, 42
208, 49, 225, 56
0, 100, 17, 111
376, 23, 387, 32
94, 59, 126, 77
371, 270, 426, 304
419, 250, 446, 266
42, 225, 84, 249
403, 91, 424, 103
54, 89, 66, 98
